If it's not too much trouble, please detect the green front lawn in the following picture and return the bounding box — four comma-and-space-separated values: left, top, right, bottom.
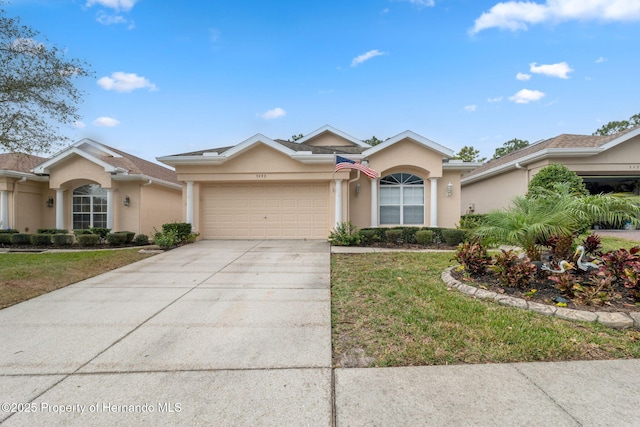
332, 237, 640, 367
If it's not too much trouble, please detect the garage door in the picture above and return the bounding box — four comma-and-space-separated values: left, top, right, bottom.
202, 182, 330, 239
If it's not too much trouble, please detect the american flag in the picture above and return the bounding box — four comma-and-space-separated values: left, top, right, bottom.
335, 155, 379, 179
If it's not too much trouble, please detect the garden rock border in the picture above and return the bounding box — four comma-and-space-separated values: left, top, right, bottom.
442, 267, 640, 330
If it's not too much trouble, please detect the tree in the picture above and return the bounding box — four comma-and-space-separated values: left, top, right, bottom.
492, 138, 529, 159
0, 5, 91, 154
593, 113, 640, 136
527, 163, 589, 199
453, 145, 486, 162
290, 134, 303, 141
363, 136, 384, 146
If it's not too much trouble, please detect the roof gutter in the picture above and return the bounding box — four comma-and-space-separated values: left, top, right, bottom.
110, 174, 181, 190
0, 170, 49, 181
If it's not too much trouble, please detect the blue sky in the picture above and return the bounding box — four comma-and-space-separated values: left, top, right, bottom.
6, 0, 640, 162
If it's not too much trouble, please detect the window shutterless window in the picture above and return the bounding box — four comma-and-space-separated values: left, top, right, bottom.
72, 185, 108, 229
379, 173, 424, 225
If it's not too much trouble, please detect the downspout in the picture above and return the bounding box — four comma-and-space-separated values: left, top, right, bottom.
347, 170, 361, 222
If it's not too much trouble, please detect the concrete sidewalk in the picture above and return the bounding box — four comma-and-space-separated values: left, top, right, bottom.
2, 240, 639, 426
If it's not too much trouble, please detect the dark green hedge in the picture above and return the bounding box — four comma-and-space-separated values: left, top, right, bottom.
51, 234, 74, 246
10, 233, 32, 245
77, 234, 99, 247
162, 222, 192, 242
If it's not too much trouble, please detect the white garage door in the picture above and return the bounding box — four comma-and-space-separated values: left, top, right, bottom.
202, 182, 330, 239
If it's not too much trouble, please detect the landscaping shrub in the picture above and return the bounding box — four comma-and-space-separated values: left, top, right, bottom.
0, 234, 12, 244
328, 221, 361, 246
454, 241, 491, 276
154, 228, 178, 249
161, 222, 192, 242
74, 229, 93, 236
0, 229, 18, 234
421, 227, 444, 244
133, 234, 149, 246
51, 234, 74, 246
385, 229, 403, 243
490, 249, 536, 288
399, 227, 420, 244
77, 234, 99, 247
359, 228, 381, 245
416, 230, 434, 245
116, 231, 135, 244
30, 234, 52, 246
458, 214, 488, 230
90, 227, 111, 240
36, 228, 69, 234
441, 228, 467, 246
106, 232, 128, 246
10, 233, 32, 245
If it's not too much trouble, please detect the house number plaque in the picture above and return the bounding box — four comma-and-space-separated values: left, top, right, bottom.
256, 174, 267, 178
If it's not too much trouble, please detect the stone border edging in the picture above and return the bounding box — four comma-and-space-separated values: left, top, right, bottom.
442, 266, 640, 330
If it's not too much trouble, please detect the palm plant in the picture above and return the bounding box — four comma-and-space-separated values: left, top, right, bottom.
474, 183, 640, 260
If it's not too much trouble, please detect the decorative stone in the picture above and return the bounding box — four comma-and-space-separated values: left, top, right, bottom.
595, 312, 634, 329
526, 301, 557, 316
630, 312, 640, 329
474, 289, 498, 300
456, 283, 477, 296
495, 295, 528, 309
554, 307, 598, 323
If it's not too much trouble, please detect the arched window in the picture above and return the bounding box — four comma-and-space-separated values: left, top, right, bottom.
380, 173, 424, 225
72, 184, 107, 229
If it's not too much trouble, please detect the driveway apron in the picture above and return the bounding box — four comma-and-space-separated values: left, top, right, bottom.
0, 240, 332, 426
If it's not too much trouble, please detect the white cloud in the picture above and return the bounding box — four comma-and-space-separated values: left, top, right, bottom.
93, 117, 120, 127
86, 0, 138, 12
464, 105, 477, 112
596, 56, 607, 63
530, 61, 573, 78
397, 0, 435, 7
351, 49, 387, 67
259, 107, 286, 120
97, 72, 158, 92
516, 72, 531, 81
487, 96, 503, 103
471, 0, 640, 34
73, 121, 86, 129
509, 89, 545, 104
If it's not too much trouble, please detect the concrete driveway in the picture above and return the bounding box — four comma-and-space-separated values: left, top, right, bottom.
0, 240, 332, 426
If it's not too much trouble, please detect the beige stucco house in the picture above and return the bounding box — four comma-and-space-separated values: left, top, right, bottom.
0, 139, 182, 235
158, 125, 478, 240
461, 127, 640, 214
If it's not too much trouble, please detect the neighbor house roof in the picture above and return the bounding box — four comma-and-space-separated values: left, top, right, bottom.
0, 153, 48, 174
462, 126, 640, 185
32, 139, 180, 188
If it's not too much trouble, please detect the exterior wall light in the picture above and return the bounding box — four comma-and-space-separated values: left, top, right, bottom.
124, 196, 130, 207
46, 197, 54, 208
446, 182, 453, 197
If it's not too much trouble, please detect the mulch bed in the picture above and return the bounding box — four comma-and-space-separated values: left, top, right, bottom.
451, 268, 640, 313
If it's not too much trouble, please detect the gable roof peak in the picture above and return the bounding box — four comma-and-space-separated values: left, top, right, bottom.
296, 125, 371, 147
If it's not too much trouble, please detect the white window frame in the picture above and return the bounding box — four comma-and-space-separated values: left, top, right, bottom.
72, 184, 108, 229
379, 173, 425, 225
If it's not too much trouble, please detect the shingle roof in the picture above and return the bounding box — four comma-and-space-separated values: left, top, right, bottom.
97, 144, 179, 184
464, 127, 637, 179
0, 153, 48, 174
171, 139, 367, 157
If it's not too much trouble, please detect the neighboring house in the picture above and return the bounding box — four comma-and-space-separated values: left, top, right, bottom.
158, 125, 479, 240
461, 127, 640, 214
0, 139, 182, 235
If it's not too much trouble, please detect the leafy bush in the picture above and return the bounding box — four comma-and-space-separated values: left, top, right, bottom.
398, 227, 420, 244
154, 228, 179, 249
10, 233, 32, 245
491, 249, 536, 288
0, 229, 18, 234
458, 214, 488, 230
421, 227, 444, 244
385, 229, 403, 244
0, 234, 12, 244
51, 234, 74, 246
359, 229, 381, 245
90, 227, 111, 240
30, 234, 52, 246
416, 230, 434, 245
36, 228, 68, 234
441, 229, 467, 246
328, 221, 361, 246
599, 247, 640, 294
161, 222, 192, 242
74, 229, 94, 236
454, 241, 491, 276
117, 231, 135, 244
133, 234, 149, 246
527, 163, 589, 198
106, 232, 128, 246
77, 234, 99, 247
